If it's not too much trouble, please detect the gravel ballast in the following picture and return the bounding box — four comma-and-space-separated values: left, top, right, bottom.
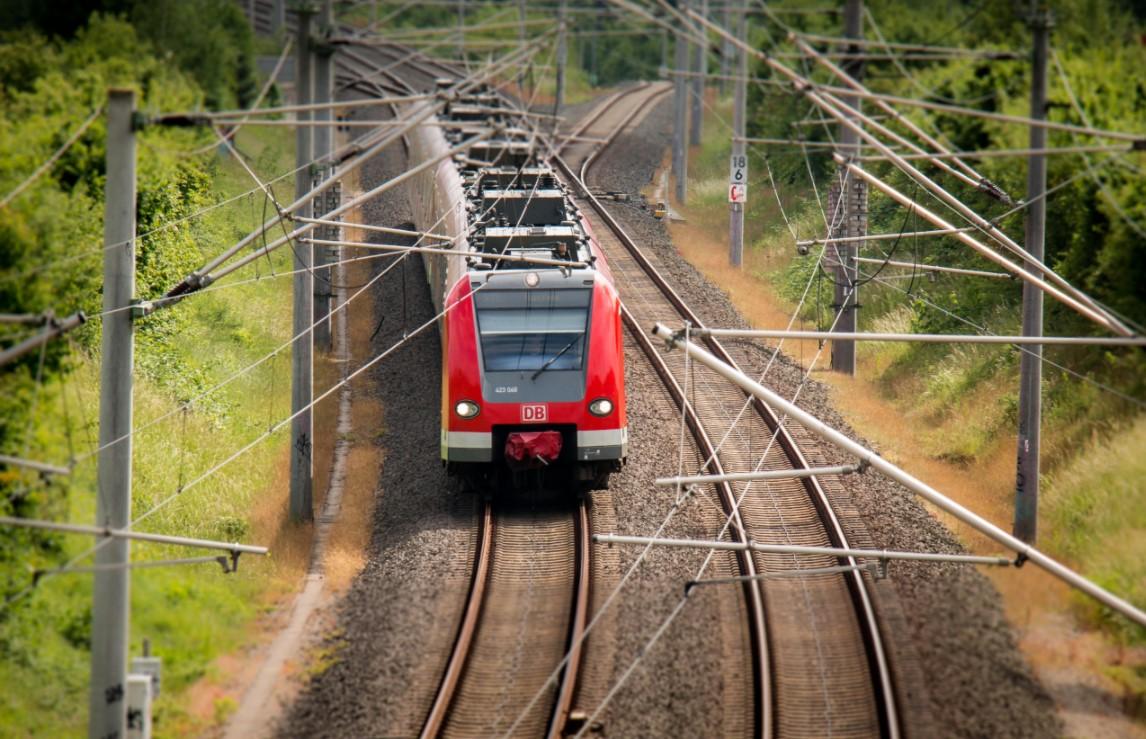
283, 94, 757, 737
588, 95, 1060, 738
282, 83, 1059, 738
281, 124, 479, 738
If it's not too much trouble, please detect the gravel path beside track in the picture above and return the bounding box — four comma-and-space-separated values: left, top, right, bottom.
592, 96, 1061, 739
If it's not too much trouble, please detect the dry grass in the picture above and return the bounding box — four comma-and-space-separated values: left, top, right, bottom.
324, 394, 382, 593
319, 180, 382, 594
249, 449, 314, 589
665, 176, 827, 368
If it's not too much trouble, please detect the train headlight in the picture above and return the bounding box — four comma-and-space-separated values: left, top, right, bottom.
589, 398, 614, 417
455, 400, 481, 418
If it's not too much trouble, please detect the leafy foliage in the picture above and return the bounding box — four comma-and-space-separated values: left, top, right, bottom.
0, 8, 298, 734
743, 0, 1146, 640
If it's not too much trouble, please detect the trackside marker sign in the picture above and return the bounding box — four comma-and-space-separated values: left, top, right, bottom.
729, 154, 748, 203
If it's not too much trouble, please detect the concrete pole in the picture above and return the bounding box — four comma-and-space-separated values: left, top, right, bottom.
590, 0, 601, 85
292, 8, 314, 522
272, 0, 285, 34
457, 0, 465, 62
517, 0, 527, 89
720, 0, 732, 96
728, 0, 746, 267
672, 0, 689, 204
660, 27, 668, 74
829, 0, 863, 375
313, 0, 334, 352
556, 0, 567, 114
1014, 5, 1050, 544
90, 88, 136, 739
689, 0, 706, 146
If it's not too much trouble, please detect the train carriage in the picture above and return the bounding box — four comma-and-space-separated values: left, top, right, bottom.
405, 89, 627, 491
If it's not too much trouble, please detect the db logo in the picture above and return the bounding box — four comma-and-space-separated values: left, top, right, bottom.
521, 404, 548, 423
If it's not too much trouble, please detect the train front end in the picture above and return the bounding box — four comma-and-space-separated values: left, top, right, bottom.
442, 262, 627, 491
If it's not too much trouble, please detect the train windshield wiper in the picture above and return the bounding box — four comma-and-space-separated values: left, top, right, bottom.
530, 335, 582, 381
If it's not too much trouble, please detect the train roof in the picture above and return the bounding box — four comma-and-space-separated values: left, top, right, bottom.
437, 88, 599, 277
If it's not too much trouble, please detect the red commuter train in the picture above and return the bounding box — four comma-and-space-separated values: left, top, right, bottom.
406, 89, 627, 491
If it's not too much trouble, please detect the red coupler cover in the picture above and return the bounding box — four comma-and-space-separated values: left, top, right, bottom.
505, 431, 563, 464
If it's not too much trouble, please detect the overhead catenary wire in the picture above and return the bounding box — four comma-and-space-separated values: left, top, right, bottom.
774, 50, 1019, 62
339, 4, 522, 80
507, 99, 854, 734
348, 16, 554, 40
191, 35, 295, 156
0, 138, 325, 288
63, 277, 496, 586
788, 35, 1008, 201
851, 256, 1012, 279
836, 154, 1133, 334
652, 323, 1146, 629
166, 103, 449, 294
68, 110, 547, 483
1051, 47, 1146, 242
862, 5, 1003, 108
163, 31, 552, 299
0, 106, 104, 210
856, 143, 1135, 161
797, 226, 978, 246
856, 264, 1146, 409
187, 127, 497, 293
595, 533, 1014, 567
0, 312, 87, 368
300, 237, 592, 268
690, 328, 1146, 346
795, 30, 1020, 57
732, 28, 1130, 334
0, 516, 267, 555
809, 80, 1146, 144
158, 91, 434, 122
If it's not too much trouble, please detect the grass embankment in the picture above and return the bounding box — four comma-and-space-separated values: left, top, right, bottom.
0, 126, 307, 736
669, 95, 1146, 649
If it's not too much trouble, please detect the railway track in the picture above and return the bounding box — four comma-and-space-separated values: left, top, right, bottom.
337, 44, 900, 738
332, 48, 602, 739
553, 85, 901, 739
420, 498, 592, 739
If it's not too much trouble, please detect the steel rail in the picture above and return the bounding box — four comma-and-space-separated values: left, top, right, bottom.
578, 83, 671, 182
554, 93, 901, 736
420, 499, 494, 739
547, 500, 592, 739
554, 84, 643, 155
620, 303, 771, 738
389, 48, 591, 737
551, 96, 772, 737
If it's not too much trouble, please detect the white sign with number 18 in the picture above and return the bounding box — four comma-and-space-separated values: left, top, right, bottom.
729, 154, 747, 184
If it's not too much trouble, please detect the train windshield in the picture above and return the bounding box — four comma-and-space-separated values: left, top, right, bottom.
473, 288, 592, 373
